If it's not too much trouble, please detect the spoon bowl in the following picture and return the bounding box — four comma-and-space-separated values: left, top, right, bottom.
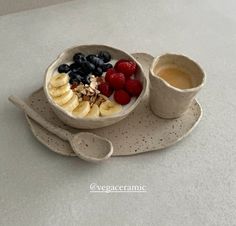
70, 132, 113, 162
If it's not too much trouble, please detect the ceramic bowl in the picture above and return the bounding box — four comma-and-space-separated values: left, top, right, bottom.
44, 44, 147, 129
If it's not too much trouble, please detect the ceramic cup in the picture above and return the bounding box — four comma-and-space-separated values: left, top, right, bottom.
149, 53, 205, 119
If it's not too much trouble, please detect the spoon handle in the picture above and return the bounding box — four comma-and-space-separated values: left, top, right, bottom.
8, 95, 72, 141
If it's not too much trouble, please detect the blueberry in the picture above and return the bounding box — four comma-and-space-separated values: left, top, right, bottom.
69, 71, 78, 79
73, 53, 85, 63
90, 57, 104, 67
102, 63, 113, 72
58, 64, 70, 73
74, 52, 84, 57
71, 66, 86, 75
75, 56, 86, 65
70, 63, 80, 70
81, 61, 95, 74
98, 51, 111, 63
78, 68, 89, 77
88, 63, 95, 71
71, 66, 88, 77
75, 74, 83, 83
81, 76, 91, 85
70, 67, 79, 73
86, 54, 97, 63
69, 77, 77, 84
93, 67, 103, 76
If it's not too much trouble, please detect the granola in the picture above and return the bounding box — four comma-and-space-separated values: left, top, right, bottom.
71, 75, 106, 107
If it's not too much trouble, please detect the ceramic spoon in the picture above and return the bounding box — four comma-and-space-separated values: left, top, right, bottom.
8, 96, 113, 163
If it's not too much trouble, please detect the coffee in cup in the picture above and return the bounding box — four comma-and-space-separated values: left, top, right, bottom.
149, 53, 205, 119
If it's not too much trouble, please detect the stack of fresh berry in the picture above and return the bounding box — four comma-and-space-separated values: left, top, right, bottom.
57, 51, 112, 85
98, 59, 143, 105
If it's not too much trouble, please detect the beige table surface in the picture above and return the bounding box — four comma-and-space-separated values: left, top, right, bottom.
0, 0, 236, 225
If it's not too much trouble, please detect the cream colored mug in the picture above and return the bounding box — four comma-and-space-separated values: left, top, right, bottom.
149, 53, 205, 119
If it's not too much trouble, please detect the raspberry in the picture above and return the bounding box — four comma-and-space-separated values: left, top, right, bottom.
114, 90, 131, 105
109, 73, 126, 90
115, 60, 137, 78
105, 68, 116, 83
125, 79, 143, 96
114, 59, 128, 70
98, 82, 113, 97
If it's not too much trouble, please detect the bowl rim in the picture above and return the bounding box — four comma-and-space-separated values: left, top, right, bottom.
43, 44, 147, 121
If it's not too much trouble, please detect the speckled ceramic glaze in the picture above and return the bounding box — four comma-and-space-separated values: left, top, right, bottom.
25, 53, 202, 156
9, 93, 113, 162
44, 44, 147, 129
149, 53, 205, 119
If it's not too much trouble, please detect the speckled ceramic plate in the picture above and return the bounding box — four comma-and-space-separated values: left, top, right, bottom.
25, 53, 202, 156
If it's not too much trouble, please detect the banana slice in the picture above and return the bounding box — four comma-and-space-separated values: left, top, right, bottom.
85, 104, 100, 118
49, 83, 70, 97
50, 73, 69, 87
100, 100, 122, 116
72, 101, 90, 118
53, 90, 73, 106
61, 94, 79, 112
